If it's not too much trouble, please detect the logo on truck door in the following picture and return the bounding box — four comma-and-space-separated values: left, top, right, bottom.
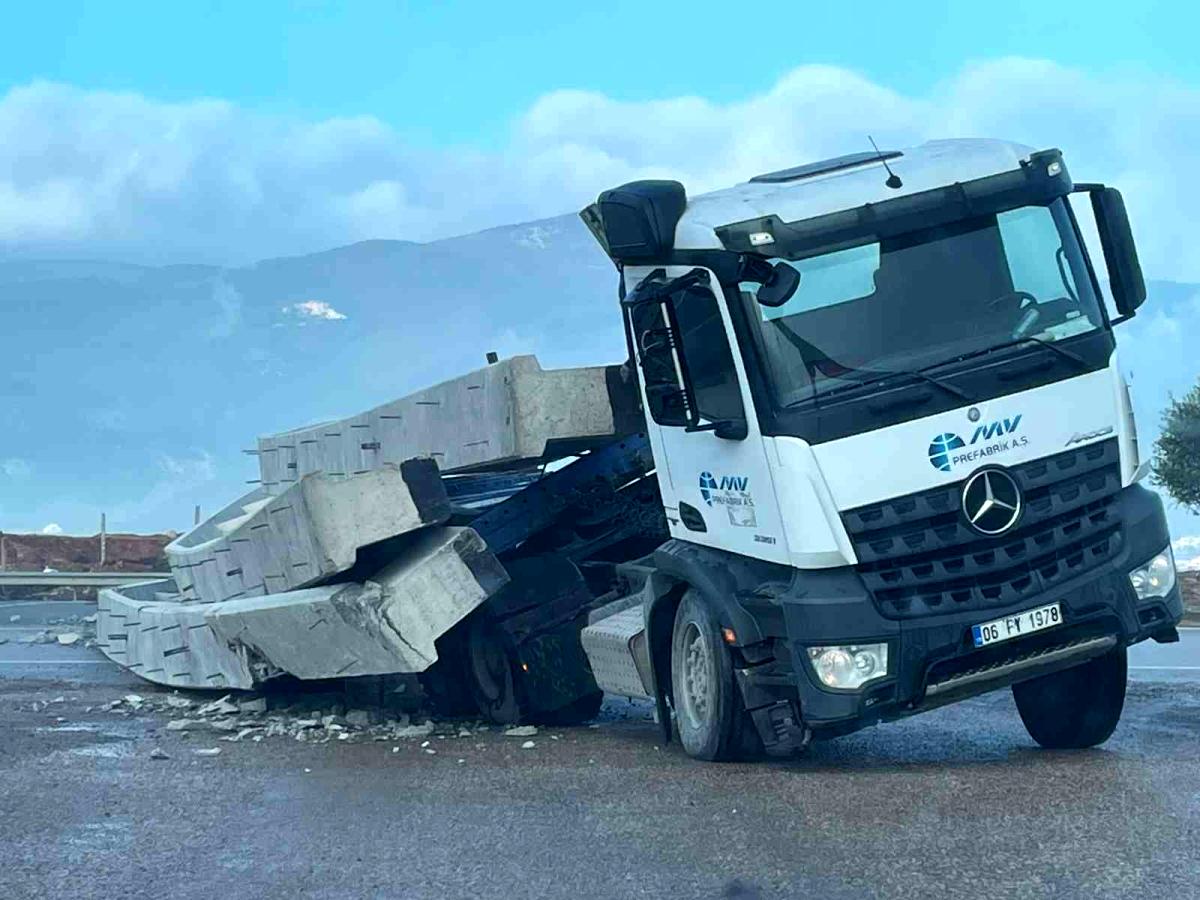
927, 415, 1027, 472
698, 471, 757, 528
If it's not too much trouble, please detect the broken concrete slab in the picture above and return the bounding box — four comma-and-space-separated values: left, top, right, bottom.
207, 526, 507, 679
96, 579, 260, 690
99, 527, 507, 690
167, 459, 449, 604
255, 355, 640, 489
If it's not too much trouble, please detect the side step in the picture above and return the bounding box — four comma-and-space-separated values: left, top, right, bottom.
581, 602, 653, 700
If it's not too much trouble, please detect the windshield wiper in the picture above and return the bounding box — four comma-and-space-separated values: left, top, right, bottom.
819, 366, 972, 402
923, 334, 1089, 374
769, 319, 972, 407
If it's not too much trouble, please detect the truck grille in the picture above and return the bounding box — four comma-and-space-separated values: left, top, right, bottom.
843, 440, 1123, 619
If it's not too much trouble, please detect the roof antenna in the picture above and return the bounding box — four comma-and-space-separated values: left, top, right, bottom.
869, 135, 903, 190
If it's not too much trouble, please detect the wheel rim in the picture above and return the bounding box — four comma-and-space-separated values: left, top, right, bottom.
680, 622, 713, 730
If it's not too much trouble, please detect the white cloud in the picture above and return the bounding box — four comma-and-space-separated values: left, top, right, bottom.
40, 522, 63, 535
4, 63, 1200, 277
285, 300, 348, 321
1, 458, 32, 479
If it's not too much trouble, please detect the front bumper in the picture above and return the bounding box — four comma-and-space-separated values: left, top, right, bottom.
736, 484, 1181, 752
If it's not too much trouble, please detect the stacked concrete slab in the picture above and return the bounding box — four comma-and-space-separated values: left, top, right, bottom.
166, 460, 449, 604
255, 355, 640, 489
97, 528, 507, 689
98, 354, 638, 692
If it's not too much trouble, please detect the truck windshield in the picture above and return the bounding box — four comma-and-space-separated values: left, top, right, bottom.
740, 199, 1105, 408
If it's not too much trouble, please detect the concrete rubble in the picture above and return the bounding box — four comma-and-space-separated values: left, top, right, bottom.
90, 687, 496, 748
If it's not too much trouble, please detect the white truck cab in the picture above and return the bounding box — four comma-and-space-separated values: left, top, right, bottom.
579, 139, 1183, 760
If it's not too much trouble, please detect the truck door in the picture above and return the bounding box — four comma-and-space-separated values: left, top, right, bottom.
624, 265, 788, 564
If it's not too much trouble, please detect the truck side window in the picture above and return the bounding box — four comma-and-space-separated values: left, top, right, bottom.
671, 283, 745, 424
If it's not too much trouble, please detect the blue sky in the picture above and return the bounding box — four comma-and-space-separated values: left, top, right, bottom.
2, 0, 1194, 146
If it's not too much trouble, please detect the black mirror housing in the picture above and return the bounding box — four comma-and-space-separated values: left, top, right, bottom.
756, 262, 801, 308
1085, 186, 1146, 318
594, 181, 687, 263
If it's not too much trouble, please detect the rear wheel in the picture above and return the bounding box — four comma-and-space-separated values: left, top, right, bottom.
670, 591, 748, 761
466, 615, 522, 724
1012, 645, 1128, 749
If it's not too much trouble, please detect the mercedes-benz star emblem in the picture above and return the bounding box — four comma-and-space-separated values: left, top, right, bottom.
961, 468, 1022, 535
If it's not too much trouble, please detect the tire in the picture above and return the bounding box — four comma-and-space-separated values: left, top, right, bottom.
465, 615, 523, 724
1012, 645, 1128, 749
670, 590, 747, 761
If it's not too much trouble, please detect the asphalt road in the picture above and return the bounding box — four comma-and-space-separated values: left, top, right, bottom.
1, 601, 1198, 900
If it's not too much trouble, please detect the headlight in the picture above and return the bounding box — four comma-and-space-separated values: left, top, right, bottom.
807, 643, 889, 690
1129, 546, 1176, 601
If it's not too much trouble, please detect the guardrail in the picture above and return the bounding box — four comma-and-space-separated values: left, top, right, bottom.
0, 571, 171, 588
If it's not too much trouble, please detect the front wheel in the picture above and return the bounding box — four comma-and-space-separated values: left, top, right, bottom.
670, 591, 749, 761
1012, 645, 1128, 749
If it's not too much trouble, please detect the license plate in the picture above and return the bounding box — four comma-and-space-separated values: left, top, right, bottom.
971, 602, 1062, 648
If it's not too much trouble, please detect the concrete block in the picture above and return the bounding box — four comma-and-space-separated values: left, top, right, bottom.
207, 527, 507, 678
167, 459, 449, 604
256, 355, 640, 489
96, 580, 260, 690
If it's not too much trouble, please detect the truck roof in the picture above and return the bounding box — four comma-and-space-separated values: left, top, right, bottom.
675, 138, 1038, 251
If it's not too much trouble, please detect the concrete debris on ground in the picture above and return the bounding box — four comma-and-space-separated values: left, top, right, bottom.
197, 696, 239, 717
521, 740, 536, 749
149, 748, 170, 760
15, 615, 101, 650
503, 725, 538, 737
86, 685, 498, 749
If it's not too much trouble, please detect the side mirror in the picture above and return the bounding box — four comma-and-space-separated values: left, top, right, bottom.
755, 262, 801, 308
1078, 185, 1146, 319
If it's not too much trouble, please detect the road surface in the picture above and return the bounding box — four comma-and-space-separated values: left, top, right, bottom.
1, 600, 1197, 899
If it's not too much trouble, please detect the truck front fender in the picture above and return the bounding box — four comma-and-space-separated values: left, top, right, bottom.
643, 540, 795, 742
